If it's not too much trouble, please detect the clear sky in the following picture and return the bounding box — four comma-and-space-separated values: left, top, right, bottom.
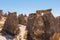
0, 0, 60, 16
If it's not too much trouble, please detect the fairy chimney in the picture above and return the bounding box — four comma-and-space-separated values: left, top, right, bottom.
2, 12, 20, 36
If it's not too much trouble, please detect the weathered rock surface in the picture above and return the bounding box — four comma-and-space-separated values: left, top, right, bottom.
26, 13, 36, 40
2, 12, 20, 36
26, 9, 55, 40
42, 9, 55, 40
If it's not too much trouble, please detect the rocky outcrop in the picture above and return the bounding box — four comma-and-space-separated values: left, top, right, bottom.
26, 9, 55, 40
26, 13, 36, 40
2, 12, 20, 36
0, 9, 60, 40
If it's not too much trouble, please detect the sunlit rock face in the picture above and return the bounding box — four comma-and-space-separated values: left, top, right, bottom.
14, 24, 27, 40
26, 9, 55, 40
50, 33, 60, 40
2, 12, 20, 36
0, 17, 6, 31
0, 13, 27, 40
0, 24, 27, 40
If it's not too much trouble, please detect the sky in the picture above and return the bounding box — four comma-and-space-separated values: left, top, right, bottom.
0, 0, 60, 16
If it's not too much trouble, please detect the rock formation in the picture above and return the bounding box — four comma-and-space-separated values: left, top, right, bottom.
26, 13, 36, 40
0, 9, 60, 40
26, 9, 55, 40
42, 9, 55, 40
0, 10, 3, 20
18, 14, 27, 25
55, 16, 60, 32
2, 12, 20, 36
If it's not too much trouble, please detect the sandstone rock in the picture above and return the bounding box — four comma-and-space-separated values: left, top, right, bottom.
2, 12, 20, 36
